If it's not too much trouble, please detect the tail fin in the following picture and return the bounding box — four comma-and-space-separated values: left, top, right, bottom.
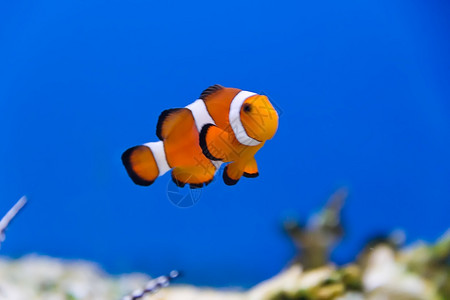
121, 141, 171, 186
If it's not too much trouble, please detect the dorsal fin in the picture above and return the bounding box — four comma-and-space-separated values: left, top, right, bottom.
156, 108, 181, 140
156, 108, 194, 140
199, 84, 224, 100
156, 108, 192, 140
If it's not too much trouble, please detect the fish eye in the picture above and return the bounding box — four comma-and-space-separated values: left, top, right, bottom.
243, 103, 252, 113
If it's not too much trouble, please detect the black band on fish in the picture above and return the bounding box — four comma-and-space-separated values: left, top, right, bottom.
243, 172, 259, 178
200, 124, 223, 161
223, 165, 239, 186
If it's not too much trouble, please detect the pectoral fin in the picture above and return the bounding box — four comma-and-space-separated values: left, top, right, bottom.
199, 124, 237, 162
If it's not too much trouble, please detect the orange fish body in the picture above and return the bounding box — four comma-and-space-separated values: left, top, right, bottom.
122, 85, 279, 188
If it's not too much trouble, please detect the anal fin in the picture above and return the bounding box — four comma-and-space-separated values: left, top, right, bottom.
243, 157, 259, 178
171, 165, 215, 189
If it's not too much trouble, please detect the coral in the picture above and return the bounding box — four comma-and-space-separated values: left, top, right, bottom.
283, 188, 346, 270
0, 193, 447, 300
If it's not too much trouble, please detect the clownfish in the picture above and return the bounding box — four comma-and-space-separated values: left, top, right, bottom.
121, 85, 278, 188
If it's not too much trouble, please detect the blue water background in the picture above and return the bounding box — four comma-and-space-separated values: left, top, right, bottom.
1, 0, 449, 287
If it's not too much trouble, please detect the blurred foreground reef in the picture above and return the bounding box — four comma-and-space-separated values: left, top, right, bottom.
0, 192, 448, 300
